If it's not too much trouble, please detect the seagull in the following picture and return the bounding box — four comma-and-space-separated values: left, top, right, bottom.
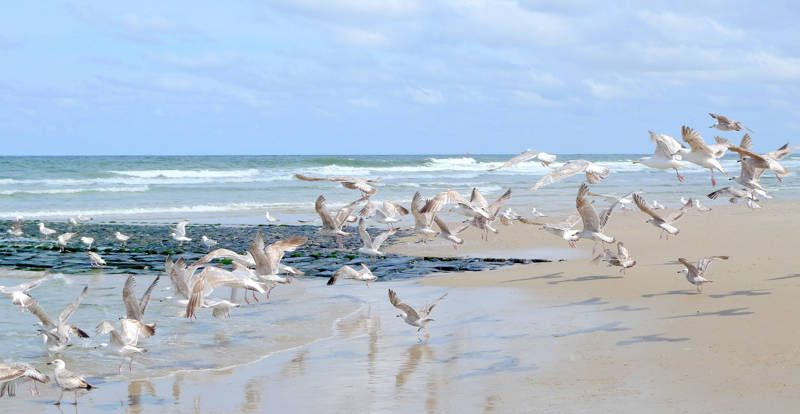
677, 256, 729, 293
709, 113, 752, 132
410, 191, 437, 237
575, 184, 618, 252
87, 251, 106, 267
56, 232, 76, 253
708, 186, 760, 209
68, 217, 79, 226
201, 235, 217, 250
498, 208, 522, 226
359, 200, 409, 229
77, 214, 92, 223
530, 207, 546, 217
315, 195, 362, 248
121, 275, 160, 337
114, 231, 130, 246
38, 222, 56, 239
433, 216, 468, 249
679, 125, 729, 186
248, 233, 307, 299
47, 359, 94, 405
295, 174, 380, 198
7, 216, 23, 237
265, 211, 279, 223
633, 194, 691, 239
388, 289, 447, 343
80, 236, 94, 250
357, 218, 396, 257
529, 159, 611, 190
488, 149, 557, 171
0, 271, 48, 312
171, 220, 191, 246
592, 241, 636, 274
327, 264, 377, 287
633, 131, 688, 182
420, 189, 488, 219
95, 319, 148, 373
185, 266, 266, 319
650, 200, 666, 210
519, 215, 581, 248
728, 140, 798, 183
462, 188, 512, 241
587, 190, 638, 211
692, 199, 712, 212
0, 362, 50, 398
28, 286, 90, 353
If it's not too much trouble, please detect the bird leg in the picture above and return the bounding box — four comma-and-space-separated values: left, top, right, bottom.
776, 173, 784, 183
675, 168, 685, 182
710, 169, 716, 187
336, 236, 344, 249
266, 286, 274, 300
129, 356, 133, 371
118, 362, 123, 374
55, 390, 63, 405
73, 390, 78, 405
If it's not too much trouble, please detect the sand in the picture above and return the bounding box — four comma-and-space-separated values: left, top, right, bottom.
387, 200, 800, 412
3, 201, 799, 413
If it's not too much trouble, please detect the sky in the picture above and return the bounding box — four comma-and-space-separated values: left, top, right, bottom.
1, 1, 799, 155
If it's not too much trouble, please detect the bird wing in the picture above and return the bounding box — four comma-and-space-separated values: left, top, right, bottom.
138, 274, 160, 316
330, 177, 377, 195
649, 131, 683, 158
681, 125, 714, 156
294, 173, 327, 182
58, 285, 88, 324
433, 215, 453, 235
487, 189, 512, 218
470, 188, 489, 209
358, 218, 373, 248
576, 184, 601, 232
25, 298, 56, 329
739, 133, 753, 151
314, 195, 338, 230
175, 221, 189, 237
585, 163, 611, 184
383, 200, 409, 216
678, 258, 698, 275
488, 150, 539, 171
0, 365, 25, 383
697, 256, 729, 273
727, 146, 767, 163
372, 228, 397, 250
420, 190, 468, 215
529, 159, 590, 190
269, 236, 308, 253
599, 191, 631, 228
122, 276, 143, 320
419, 292, 448, 319
633, 193, 664, 221
617, 242, 630, 260
327, 265, 360, 286
765, 143, 799, 161
166, 256, 192, 299
709, 113, 730, 124
335, 197, 363, 227
388, 289, 419, 320
16, 272, 49, 292
249, 233, 272, 275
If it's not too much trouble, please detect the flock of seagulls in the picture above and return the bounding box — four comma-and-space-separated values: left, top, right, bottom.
1, 112, 797, 405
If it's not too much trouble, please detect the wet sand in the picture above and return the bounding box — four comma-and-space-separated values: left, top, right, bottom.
2, 201, 799, 413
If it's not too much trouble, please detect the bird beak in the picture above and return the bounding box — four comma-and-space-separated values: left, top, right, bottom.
631, 161, 639, 164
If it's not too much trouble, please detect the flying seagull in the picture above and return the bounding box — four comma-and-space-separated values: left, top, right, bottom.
677, 256, 729, 293
529, 160, 611, 190
488, 149, 556, 171
634, 131, 688, 182
388, 289, 447, 343
709, 113, 752, 132
327, 264, 377, 287
295, 174, 380, 198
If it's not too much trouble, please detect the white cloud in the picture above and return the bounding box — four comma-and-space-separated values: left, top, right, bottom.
347, 97, 378, 108
408, 87, 444, 104
528, 69, 564, 87
332, 26, 390, 47
512, 90, 560, 106
637, 10, 745, 44
121, 13, 171, 32
271, 0, 424, 18
583, 79, 625, 99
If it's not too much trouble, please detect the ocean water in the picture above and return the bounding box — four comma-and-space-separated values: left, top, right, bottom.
1, 154, 798, 223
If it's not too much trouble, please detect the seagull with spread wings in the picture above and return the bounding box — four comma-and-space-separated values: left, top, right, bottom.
633, 194, 692, 239
709, 113, 752, 132
0, 362, 50, 398
0, 272, 48, 312
519, 215, 581, 248
359, 200, 409, 229
357, 218, 396, 257
592, 241, 636, 274
388, 289, 447, 342
634, 131, 688, 182
295, 173, 380, 198
27, 286, 91, 354
529, 159, 611, 190
315, 195, 363, 248
327, 264, 376, 287
677, 256, 729, 293
461, 188, 512, 241
575, 184, 619, 252
488, 149, 556, 171
678, 125, 730, 186
171, 220, 191, 246
410, 191, 437, 237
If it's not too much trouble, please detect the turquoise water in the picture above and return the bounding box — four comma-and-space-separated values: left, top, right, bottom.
1, 154, 798, 223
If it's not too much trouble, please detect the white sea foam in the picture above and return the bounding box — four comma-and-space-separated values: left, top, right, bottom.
108, 168, 260, 178
0, 186, 150, 195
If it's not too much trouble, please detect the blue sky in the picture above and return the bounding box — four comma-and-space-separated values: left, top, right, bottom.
1, 1, 799, 155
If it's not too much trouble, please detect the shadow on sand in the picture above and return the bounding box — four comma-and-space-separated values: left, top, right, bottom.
616, 333, 691, 346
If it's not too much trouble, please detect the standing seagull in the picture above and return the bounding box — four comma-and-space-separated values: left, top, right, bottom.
80, 236, 94, 250
114, 231, 131, 247
171, 220, 191, 246
0, 362, 50, 398
634, 131, 688, 182
0, 272, 48, 312
575, 184, 617, 252
6, 216, 23, 237
633, 194, 691, 239
488, 149, 556, 171
709, 113, 752, 132
201, 235, 218, 250
677, 256, 729, 293
529, 160, 611, 190
327, 264, 377, 287
38, 222, 56, 239
47, 359, 94, 405
265, 211, 279, 223
679, 126, 729, 186
388, 289, 447, 343
56, 232, 76, 253
87, 251, 106, 267
357, 218, 396, 257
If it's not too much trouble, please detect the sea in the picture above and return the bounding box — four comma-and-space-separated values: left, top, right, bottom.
2, 154, 798, 224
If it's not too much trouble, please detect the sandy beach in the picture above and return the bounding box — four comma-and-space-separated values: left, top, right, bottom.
1, 201, 796, 413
